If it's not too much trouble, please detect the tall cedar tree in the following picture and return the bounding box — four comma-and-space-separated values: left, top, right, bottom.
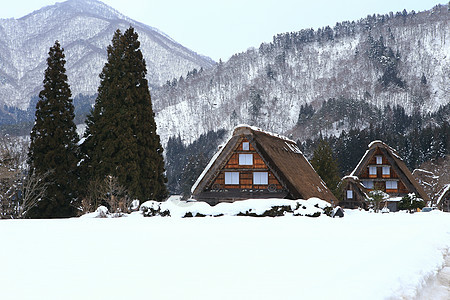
310, 139, 341, 198
82, 27, 167, 202
27, 41, 79, 218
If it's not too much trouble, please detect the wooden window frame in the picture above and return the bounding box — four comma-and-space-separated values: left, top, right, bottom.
242, 142, 250, 151
239, 153, 253, 165
382, 166, 390, 178
369, 166, 377, 178
225, 172, 239, 185
376, 156, 382, 164
386, 180, 398, 191
347, 190, 353, 199
253, 172, 268, 185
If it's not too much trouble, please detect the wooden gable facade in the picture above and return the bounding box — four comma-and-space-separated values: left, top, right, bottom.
191, 125, 337, 205
211, 138, 284, 193
350, 141, 430, 202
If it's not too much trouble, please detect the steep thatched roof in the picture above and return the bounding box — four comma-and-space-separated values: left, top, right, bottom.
350, 140, 430, 201
191, 125, 337, 203
437, 184, 450, 208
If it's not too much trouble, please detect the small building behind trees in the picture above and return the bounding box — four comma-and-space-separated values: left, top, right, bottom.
339, 176, 368, 209
437, 184, 450, 212
191, 125, 337, 205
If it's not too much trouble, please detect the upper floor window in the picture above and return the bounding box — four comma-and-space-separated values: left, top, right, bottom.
347, 190, 353, 199
253, 172, 268, 185
369, 166, 377, 176
376, 156, 383, 164
242, 142, 249, 151
239, 153, 253, 165
382, 166, 390, 176
225, 172, 239, 185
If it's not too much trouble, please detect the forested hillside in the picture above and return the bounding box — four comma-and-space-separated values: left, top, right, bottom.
153, 4, 448, 145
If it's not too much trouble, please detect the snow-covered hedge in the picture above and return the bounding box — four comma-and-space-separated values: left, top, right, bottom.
140, 198, 332, 218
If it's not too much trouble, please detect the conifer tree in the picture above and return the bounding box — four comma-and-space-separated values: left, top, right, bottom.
82, 27, 167, 202
310, 139, 341, 197
27, 41, 79, 218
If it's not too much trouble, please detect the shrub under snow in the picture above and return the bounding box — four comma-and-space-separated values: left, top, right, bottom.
140, 198, 332, 218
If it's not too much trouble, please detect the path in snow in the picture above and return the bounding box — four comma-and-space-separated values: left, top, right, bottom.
416, 250, 450, 300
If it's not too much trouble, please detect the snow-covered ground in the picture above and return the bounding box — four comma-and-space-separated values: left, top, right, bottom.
1, 208, 449, 300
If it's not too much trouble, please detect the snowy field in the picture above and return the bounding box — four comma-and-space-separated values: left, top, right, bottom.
1, 208, 449, 300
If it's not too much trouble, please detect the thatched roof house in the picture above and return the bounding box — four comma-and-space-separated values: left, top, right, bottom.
350, 141, 430, 205
339, 176, 368, 209
191, 125, 337, 205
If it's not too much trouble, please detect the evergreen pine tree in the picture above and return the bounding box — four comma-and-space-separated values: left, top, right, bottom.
27, 41, 79, 218
82, 27, 167, 202
310, 139, 341, 197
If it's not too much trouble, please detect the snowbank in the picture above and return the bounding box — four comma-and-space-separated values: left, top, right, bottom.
140, 197, 331, 218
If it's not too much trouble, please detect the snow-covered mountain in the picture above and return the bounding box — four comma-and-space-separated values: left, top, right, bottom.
1, 2, 448, 148
0, 0, 215, 110
152, 4, 449, 145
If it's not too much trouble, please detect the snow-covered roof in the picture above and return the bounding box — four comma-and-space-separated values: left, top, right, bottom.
349, 149, 370, 177
412, 169, 435, 176
367, 140, 403, 160
437, 184, 450, 206
233, 124, 297, 144
342, 175, 360, 181
191, 142, 227, 194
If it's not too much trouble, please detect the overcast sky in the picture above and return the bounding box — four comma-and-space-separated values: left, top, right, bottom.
1, 0, 445, 61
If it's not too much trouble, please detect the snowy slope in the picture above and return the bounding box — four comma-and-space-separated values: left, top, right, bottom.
153, 5, 449, 145
0, 0, 215, 110
1, 210, 449, 300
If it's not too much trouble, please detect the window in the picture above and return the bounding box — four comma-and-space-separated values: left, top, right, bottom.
386, 181, 398, 190
253, 172, 268, 185
347, 190, 353, 199
225, 172, 239, 185
382, 166, 390, 176
376, 156, 382, 164
242, 142, 249, 151
362, 181, 374, 189
239, 154, 253, 165
369, 166, 377, 176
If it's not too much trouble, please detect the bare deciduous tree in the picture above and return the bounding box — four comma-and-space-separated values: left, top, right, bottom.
0, 135, 28, 218
81, 175, 132, 217
21, 169, 53, 217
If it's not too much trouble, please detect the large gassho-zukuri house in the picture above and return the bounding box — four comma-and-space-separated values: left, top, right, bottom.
191, 125, 337, 205
342, 140, 430, 211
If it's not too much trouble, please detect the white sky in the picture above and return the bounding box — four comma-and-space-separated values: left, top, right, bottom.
1, 0, 446, 61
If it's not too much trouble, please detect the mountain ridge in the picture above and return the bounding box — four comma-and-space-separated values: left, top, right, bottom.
152, 4, 449, 145
0, 0, 215, 110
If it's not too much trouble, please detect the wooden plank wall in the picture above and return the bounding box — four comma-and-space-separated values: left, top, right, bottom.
212, 139, 283, 190
357, 148, 409, 194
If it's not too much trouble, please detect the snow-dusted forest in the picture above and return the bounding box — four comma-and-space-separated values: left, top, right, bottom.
153, 5, 449, 145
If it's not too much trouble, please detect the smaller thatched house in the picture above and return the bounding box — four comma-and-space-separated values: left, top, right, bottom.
339, 176, 368, 209
437, 184, 450, 212
348, 140, 430, 211
191, 125, 337, 205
